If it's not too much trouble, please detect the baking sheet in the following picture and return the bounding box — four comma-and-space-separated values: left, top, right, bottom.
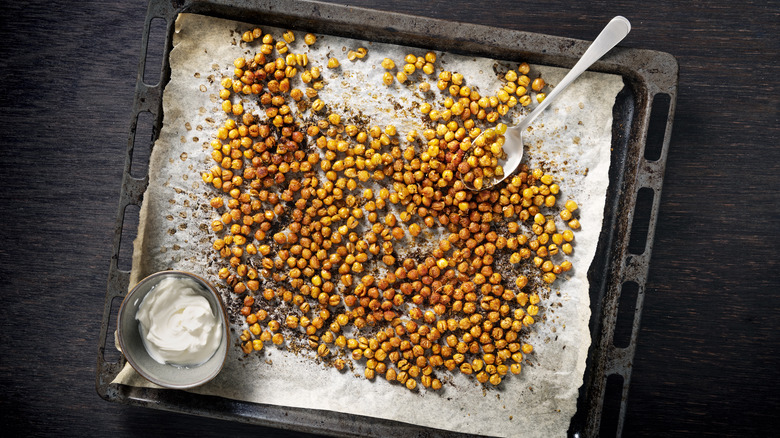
113, 12, 624, 438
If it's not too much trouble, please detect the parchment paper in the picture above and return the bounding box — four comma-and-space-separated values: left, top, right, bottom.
115, 13, 624, 437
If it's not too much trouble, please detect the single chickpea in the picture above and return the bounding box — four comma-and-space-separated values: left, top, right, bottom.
452, 72, 463, 85
381, 58, 395, 69
518, 62, 530, 75
531, 77, 546, 91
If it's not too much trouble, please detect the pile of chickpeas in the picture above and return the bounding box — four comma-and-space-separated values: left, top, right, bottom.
202, 27, 580, 391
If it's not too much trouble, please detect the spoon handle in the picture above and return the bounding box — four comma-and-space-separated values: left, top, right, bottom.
519, 16, 631, 129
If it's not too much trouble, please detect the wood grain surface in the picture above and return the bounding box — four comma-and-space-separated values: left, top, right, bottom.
0, 0, 777, 436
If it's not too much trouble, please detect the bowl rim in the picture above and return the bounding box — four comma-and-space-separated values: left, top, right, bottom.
117, 270, 230, 389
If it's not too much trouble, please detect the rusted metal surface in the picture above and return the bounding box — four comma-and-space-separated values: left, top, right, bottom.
97, 1, 678, 436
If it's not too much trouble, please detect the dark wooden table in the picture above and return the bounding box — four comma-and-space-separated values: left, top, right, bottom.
1, 1, 777, 436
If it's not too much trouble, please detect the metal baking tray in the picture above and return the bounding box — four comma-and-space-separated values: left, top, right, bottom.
96, 0, 678, 436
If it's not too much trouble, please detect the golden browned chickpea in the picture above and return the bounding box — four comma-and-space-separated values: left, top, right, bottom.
381, 58, 395, 69
531, 77, 546, 91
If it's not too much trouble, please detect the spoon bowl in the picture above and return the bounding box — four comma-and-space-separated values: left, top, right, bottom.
462, 16, 631, 190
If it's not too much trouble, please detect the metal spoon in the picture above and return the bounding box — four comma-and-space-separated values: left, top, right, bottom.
463, 16, 631, 190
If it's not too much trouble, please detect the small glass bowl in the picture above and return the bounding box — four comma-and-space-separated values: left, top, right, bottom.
116, 270, 229, 389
